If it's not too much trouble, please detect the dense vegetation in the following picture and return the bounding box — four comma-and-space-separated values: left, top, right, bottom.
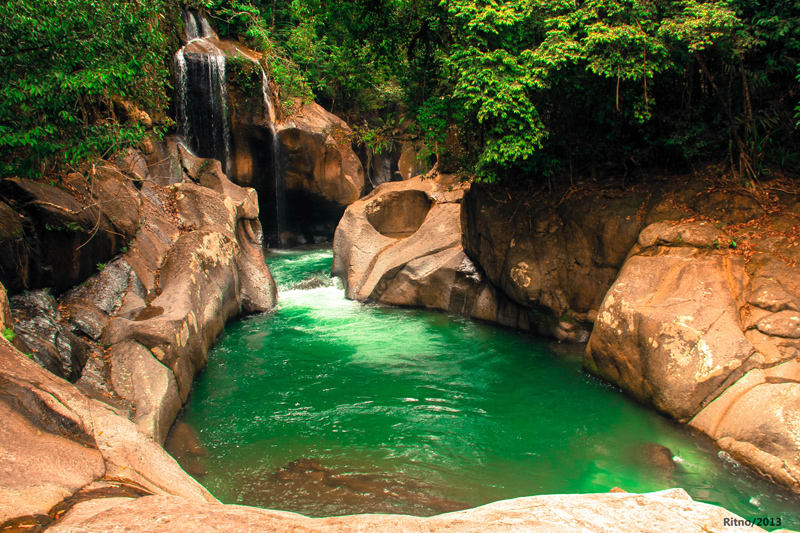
1, 0, 798, 184
0, 0, 179, 178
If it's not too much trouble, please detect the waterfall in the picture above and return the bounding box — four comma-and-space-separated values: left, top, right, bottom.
174, 10, 231, 173
261, 69, 285, 243
181, 9, 215, 41
182, 10, 200, 41
174, 50, 188, 138
173, 8, 287, 246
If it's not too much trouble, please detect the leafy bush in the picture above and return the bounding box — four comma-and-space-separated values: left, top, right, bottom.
0, 0, 176, 178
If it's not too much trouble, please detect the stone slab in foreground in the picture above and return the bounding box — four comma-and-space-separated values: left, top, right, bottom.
49, 489, 765, 532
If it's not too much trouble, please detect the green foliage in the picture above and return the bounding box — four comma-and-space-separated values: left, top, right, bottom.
2, 0, 797, 184
193, 0, 314, 111
227, 54, 261, 95
44, 221, 83, 232
2, 328, 15, 342
0, 0, 174, 178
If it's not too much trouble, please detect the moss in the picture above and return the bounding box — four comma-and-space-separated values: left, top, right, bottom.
583, 357, 600, 376
227, 55, 261, 100
197, 159, 213, 176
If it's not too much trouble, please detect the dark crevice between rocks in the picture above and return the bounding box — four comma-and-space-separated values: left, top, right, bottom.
0, 483, 151, 533
688, 348, 762, 429
283, 190, 346, 246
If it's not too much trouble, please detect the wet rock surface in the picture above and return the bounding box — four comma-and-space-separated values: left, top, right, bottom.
164, 421, 208, 477
357, 140, 433, 191
10, 290, 89, 381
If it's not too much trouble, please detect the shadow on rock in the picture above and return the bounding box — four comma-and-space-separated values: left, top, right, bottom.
165, 422, 208, 477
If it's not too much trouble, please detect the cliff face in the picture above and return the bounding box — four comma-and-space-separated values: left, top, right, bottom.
462, 183, 650, 341
173, 10, 365, 246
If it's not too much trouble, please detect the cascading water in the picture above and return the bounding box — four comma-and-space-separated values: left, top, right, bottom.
173, 10, 231, 173
173, 8, 286, 246
261, 70, 286, 243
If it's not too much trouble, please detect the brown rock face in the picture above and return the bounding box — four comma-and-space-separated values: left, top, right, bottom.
587, 219, 800, 494
278, 103, 364, 206
226, 65, 366, 244
277, 102, 365, 242
0, 200, 27, 292
365, 189, 432, 237
0, 140, 276, 446
0, 339, 214, 525
0, 177, 128, 293
462, 183, 648, 341
332, 175, 530, 329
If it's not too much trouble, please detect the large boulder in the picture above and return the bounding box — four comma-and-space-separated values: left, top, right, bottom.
462, 183, 650, 341
333, 175, 530, 329
278, 102, 364, 207
0, 339, 214, 525
587, 217, 800, 494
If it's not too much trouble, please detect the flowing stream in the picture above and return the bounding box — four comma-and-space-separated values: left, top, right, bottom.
176, 248, 800, 527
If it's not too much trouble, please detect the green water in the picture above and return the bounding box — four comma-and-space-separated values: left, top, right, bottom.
178, 248, 800, 526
